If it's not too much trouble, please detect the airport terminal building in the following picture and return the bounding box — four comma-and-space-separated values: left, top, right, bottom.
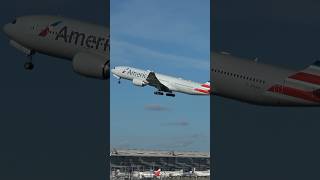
110, 149, 210, 172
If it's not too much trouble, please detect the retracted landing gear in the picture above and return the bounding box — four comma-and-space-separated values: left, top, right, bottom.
166, 93, 175, 97
154, 91, 164, 95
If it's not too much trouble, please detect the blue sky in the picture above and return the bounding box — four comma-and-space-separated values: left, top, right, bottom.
110, 0, 210, 152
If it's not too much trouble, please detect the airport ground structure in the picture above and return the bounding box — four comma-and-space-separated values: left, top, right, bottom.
110, 148, 210, 180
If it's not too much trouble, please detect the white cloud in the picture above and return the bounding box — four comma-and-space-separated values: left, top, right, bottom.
144, 104, 171, 111
111, 39, 209, 70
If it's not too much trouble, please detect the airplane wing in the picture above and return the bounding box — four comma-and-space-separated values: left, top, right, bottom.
146, 72, 171, 92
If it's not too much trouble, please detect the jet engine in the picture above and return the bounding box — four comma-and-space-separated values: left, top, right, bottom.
132, 78, 147, 86
72, 52, 109, 79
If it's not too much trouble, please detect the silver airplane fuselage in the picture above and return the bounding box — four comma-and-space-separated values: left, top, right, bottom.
112, 66, 210, 96
3, 15, 109, 79
211, 53, 320, 106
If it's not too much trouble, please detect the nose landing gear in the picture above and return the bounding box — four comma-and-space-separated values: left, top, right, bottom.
24, 62, 34, 70
24, 52, 35, 70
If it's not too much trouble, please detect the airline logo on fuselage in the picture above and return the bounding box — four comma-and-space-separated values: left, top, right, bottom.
39, 20, 62, 37
126, 69, 147, 79
55, 26, 109, 52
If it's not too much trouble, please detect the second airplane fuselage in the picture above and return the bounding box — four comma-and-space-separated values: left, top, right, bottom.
212, 53, 320, 106
3, 15, 109, 60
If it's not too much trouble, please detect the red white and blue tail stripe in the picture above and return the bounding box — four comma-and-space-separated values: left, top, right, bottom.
268, 61, 320, 103
194, 81, 211, 94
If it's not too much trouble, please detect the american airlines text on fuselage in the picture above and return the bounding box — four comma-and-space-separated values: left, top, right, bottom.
55, 26, 109, 52
126, 69, 148, 79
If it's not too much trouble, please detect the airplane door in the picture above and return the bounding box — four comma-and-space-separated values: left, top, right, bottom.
270, 80, 284, 105
278, 80, 285, 94
276, 80, 286, 104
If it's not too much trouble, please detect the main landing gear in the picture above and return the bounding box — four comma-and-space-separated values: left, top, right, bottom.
166, 93, 175, 97
24, 53, 34, 70
154, 91, 164, 95
154, 91, 176, 97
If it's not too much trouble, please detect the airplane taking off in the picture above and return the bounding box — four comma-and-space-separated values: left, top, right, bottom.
212, 52, 320, 106
3, 15, 109, 79
111, 66, 210, 97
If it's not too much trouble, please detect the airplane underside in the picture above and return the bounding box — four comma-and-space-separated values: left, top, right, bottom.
214, 92, 319, 107
154, 90, 175, 97
211, 52, 320, 107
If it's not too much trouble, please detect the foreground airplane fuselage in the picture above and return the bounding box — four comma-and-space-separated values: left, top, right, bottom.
212, 52, 320, 106
3, 15, 109, 79
112, 66, 210, 96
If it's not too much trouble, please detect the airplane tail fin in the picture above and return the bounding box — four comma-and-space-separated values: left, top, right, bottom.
201, 81, 210, 88
154, 168, 161, 177
193, 81, 211, 94
267, 61, 320, 103
287, 60, 320, 86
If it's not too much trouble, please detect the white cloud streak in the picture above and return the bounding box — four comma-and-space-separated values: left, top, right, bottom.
111, 39, 209, 70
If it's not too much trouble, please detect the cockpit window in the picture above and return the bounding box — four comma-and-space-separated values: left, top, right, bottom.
11, 19, 17, 24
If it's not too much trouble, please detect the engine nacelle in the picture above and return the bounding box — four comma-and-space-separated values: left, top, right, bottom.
132, 78, 147, 86
72, 52, 109, 80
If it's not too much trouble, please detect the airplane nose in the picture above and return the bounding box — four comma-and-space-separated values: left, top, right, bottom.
3, 23, 9, 35
3, 23, 13, 38
111, 68, 116, 74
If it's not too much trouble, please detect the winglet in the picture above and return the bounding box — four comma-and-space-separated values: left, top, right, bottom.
154, 168, 161, 177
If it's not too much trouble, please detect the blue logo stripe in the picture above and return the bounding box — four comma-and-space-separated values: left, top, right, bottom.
50, 21, 62, 27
